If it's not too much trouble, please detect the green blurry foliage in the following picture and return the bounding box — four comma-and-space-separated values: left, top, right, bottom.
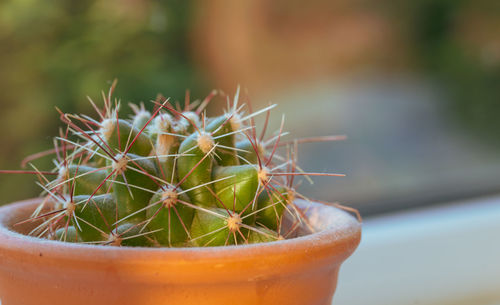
392, 0, 500, 146
0, 0, 209, 204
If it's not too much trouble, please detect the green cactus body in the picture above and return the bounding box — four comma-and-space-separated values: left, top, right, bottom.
206, 115, 239, 166
72, 194, 116, 242
64, 165, 107, 196
256, 187, 288, 230
236, 139, 265, 164
146, 185, 194, 246
11, 86, 345, 248
247, 227, 280, 244
156, 139, 179, 184
190, 208, 238, 247
154, 116, 180, 184
55, 226, 83, 243
212, 165, 258, 213
109, 222, 157, 247
109, 153, 159, 220
177, 132, 215, 207
100, 119, 152, 157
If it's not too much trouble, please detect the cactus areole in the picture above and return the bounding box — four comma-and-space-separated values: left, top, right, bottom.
0, 83, 358, 248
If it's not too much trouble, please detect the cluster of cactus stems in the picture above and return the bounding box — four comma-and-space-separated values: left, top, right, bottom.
2, 81, 359, 247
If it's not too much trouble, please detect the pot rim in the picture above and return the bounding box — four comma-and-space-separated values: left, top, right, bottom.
0, 198, 361, 265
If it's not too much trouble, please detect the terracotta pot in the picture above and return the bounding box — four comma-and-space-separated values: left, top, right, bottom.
0, 198, 360, 305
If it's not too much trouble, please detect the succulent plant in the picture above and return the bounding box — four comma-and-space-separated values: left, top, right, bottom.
1, 82, 356, 247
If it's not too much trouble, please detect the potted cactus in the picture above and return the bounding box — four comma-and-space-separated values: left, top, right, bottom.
0, 82, 361, 305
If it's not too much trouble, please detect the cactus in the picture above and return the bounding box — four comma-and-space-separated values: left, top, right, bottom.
1, 82, 357, 247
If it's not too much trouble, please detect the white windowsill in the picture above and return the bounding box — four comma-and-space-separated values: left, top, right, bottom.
333, 195, 500, 305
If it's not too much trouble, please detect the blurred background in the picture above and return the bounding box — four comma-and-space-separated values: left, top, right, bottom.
1, 1, 500, 304
0, 0, 499, 217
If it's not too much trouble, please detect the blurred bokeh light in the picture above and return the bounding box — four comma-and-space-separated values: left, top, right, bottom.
0, 0, 499, 215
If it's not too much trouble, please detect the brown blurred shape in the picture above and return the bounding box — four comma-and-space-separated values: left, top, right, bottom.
192, 0, 400, 94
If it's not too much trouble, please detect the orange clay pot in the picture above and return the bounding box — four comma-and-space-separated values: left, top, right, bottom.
0, 198, 360, 305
